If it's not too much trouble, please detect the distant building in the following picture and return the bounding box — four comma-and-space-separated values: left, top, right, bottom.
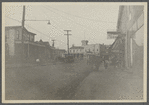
69, 40, 108, 58
69, 45, 84, 58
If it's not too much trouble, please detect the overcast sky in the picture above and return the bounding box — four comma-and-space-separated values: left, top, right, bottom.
4, 3, 119, 50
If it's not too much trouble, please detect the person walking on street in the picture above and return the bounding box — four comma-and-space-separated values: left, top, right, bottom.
103, 55, 109, 69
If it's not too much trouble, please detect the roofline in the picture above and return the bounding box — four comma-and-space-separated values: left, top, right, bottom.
5, 26, 36, 35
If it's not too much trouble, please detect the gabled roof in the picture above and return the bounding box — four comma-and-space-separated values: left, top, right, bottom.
5, 26, 36, 35
70, 46, 84, 49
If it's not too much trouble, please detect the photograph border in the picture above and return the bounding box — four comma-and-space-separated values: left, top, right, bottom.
1, 1, 148, 103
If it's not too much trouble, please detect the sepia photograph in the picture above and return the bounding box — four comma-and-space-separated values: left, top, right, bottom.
2, 2, 147, 103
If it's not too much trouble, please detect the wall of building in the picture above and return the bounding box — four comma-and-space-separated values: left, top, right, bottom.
118, 5, 144, 69
69, 48, 84, 54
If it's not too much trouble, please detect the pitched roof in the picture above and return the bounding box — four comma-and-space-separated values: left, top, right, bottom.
5, 26, 36, 35
70, 46, 84, 49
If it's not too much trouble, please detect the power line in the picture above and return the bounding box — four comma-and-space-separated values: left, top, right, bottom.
44, 5, 117, 23
40, 7, 85, 40
42, 6, 108, 35
5, 16, 21, 23
5, 16, 99, 45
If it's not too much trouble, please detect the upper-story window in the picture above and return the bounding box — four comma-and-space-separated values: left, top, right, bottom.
97, 49, 98, 51
73, 50, 75, 53
16, 30, 19, 39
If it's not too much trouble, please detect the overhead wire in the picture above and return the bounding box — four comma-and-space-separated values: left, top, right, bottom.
42, 6, 102, 42
42, 6, 109, 36
44, 5, 117, 23
40, 7, 85, 40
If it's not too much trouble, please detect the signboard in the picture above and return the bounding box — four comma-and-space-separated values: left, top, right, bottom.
107, 31, 120, 39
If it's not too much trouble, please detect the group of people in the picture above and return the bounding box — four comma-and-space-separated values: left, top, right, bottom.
102, 54, 123, 69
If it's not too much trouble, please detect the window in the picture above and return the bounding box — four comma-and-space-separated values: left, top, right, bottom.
70, 50, 71, 53
73, 50, 75, 53
16, 30, 19, 39
97, 49, 98, 51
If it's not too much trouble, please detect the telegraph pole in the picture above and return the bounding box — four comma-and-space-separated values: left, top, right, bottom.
64, 30, 71, 55
22, 5, 25, 59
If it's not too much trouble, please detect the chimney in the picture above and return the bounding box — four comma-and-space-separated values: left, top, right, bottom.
81, 40, 88, 46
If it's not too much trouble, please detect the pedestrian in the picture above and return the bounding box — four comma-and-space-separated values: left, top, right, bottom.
103, 55, 109, 69
104, 59, 108, 69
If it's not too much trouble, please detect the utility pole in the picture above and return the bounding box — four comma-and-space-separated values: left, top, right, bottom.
22, 5, 25, 59
64, 30, 71, 55
52, 39, 55, 47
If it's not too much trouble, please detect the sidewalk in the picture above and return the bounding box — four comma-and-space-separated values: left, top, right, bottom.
73, 65, 143, 100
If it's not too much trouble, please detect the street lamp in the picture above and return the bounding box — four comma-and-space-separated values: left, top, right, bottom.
21, 5, 51, 63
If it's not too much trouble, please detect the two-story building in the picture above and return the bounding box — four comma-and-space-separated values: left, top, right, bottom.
5, 26, 46, 62
69, 45, 84, 58
68, 40, 107, 58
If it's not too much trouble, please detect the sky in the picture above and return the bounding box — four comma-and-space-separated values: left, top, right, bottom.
4, 3, 119, 50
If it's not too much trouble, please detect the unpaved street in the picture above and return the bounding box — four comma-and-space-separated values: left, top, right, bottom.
5, 59, 143, 100
5, 59, 92, 100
